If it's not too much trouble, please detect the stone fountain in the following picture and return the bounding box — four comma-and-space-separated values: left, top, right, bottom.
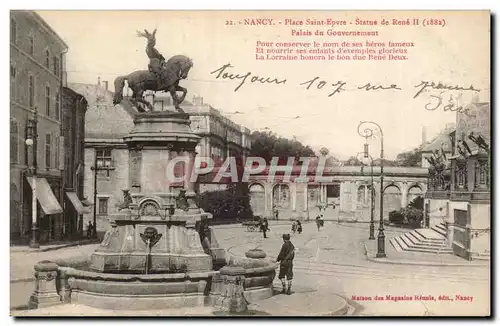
28, 111, 277, 312
90, 111, 219, 275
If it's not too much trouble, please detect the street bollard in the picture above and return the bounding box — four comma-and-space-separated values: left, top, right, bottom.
28, 260, 61, 309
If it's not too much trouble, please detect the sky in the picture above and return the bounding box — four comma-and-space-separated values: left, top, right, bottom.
37, 10, 490, 160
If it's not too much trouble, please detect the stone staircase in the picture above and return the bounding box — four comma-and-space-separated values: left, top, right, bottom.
390, 223, 452, 254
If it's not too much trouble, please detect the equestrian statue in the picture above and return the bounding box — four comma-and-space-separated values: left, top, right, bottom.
112, 29, 194, 113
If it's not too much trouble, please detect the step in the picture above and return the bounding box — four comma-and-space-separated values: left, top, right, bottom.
392, 235, 452, 254
431, 227, 447, 238
403, 246, 453, 254
401, 234, 448, 251
410, 242, 449, 251
408, 231, 445, 245
389, 238, 403, 252
434, 223, 447, 232
433, 224, 447, 234
394, 236, 410, 251
402, 233, 444, 247
415, 228, 446, 240
398, 234, 415, 249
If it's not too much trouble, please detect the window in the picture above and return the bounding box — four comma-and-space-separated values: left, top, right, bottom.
28, 75, 35, 108
10, 65, 16, 79
10, 120, 18, 163
45, 50, 50, 68
45, 134, 51, 169
28, 35, 34, 55
53, 56, 60, 77
55, 136, 60, 169
55, 91, 60, 120
45, 86, 51, 116
96, 149, 112, 168
10, 19, 16, 44
326, 184, 340, 198
98, 198, 108, 215
10, 64, 16, 100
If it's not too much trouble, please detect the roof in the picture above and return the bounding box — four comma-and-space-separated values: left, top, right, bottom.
69, 83, 135, 139
30, 11, 69, 49
420, 124, 455, 153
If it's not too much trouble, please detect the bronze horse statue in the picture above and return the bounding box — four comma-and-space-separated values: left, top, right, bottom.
112, 55, 193, 113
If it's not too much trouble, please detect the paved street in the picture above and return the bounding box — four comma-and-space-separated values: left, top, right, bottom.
217, 221, 490, 316
10, 221, 490, 316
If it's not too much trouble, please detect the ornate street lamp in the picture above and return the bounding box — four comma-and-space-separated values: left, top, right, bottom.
358, 121, 386, 258
26, 108, 39, 248
356, 149, 375, 240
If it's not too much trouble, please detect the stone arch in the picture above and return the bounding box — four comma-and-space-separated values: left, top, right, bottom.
248, 183, 265, 216
357, 185, 369, 207
407, 183, 424, 207
272, 183, 291, 210
383, 183, 402, 214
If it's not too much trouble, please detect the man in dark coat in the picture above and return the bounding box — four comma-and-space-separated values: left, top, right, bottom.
260, 217, 269, 238
275, 234, 295, 295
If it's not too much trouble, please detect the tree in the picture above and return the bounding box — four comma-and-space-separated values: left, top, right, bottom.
319, 147, 329, 157
343, 156, 363, 166
396, 148, 422, 167
408, 196, 424, 210
250, 131, 315, 163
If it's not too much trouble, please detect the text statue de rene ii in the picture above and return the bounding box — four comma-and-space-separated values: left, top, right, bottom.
112, 28, 194, 113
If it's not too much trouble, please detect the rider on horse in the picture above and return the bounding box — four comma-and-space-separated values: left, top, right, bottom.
137, 29, 165, 82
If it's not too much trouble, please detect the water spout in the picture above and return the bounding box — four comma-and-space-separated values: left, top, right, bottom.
140, 227, 162, 275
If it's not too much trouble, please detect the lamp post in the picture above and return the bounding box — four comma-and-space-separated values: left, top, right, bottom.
356, 150, 375, 240
358, 121, 386, 258
26, 108, 39, 248
91, 148, 98, 239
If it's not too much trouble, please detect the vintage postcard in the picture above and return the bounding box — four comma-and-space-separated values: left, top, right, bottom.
9, 10, 490, 317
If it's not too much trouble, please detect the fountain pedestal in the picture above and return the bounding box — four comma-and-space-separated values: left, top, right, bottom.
90, 111, 216, 274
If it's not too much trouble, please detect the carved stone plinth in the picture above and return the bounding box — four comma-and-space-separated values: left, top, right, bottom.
216, 266, 248, 313
28, 261, 61, 309
90, 221, 213, 273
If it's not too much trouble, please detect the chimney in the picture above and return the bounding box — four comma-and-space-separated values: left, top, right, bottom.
421, 126, 427, 145
97, 77, 101, 86
103, 81, 108, 91
192, 96, 203, 106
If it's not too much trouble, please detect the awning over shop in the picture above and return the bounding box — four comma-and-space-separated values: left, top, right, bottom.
66, 192, 91, 214
26, 177, 63, 215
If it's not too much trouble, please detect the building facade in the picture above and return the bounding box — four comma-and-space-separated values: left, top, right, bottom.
246, 163, 428, 221
78, 82, 251, 232
61, 87, 90, 239
10, 11, 67, 243
425, 100, 490, 260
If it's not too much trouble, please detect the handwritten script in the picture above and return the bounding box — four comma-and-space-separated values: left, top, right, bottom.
210, 63, 481, 114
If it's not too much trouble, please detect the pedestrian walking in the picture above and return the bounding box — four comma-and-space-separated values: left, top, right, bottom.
260, 217, 270, 238
291, 220, 297, 234
296, 221, 302, 234
273, 206, 279, 220
275, 234, 295, 295
316, 215, 321, 231
87, 221, 93, 238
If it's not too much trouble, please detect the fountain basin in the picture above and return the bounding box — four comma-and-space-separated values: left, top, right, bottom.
59, 267, 214, 310
53, 256, 277, 311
